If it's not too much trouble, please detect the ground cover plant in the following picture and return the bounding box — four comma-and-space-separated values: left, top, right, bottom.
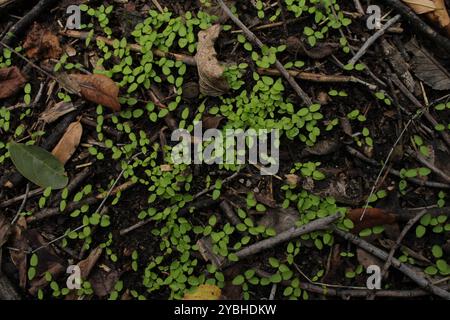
0, 0, 449, 301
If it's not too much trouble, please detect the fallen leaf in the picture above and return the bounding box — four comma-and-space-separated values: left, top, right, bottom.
356, 248, 383, 270
347, 208, 397, 233
286, 36, 338, 59
202, 114, 224, 129
300, 139, 340, 158
9, 218, 28, 288
258, 207, 299, 233
52, 121, 83, 165
405, 39, 450, 90
68, 74, 121, 111
78, 246, 103, 280
402, 0, 450, 36
89, 267, 120, 297
23, 23, 62, 60
195, 24, 230, 96
183, 284, 221, 300
0, 67, 27, 99
39, 101, 77, 124
8, 142, 68, 189
285, 174, 300, 186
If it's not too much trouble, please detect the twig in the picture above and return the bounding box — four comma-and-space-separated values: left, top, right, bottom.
346, 146, 450, 189
349, 15, 401, 65
334, 228, 450, 300
353, 0, 364, 15
0, 187, 43, 208
50, 167, 92, 206
1, 0, 59, 45
216, 0, 312, 106
225, 213, 341, 267
380, 210, 426, 279
151, 0, 164, 13
193, 170, 240, 200
60, 30, 196, 66
380, 0, 450, 53
219, 200, 241, 226
258, 68, 377, 91
408, 149, 450, 184
11, 183, 29, 225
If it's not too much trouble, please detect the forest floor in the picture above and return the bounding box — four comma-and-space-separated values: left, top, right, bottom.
0, 0, 450, 300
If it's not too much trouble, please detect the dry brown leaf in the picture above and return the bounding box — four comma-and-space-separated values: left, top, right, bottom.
402, 0, 450, 36
9, 218, 28, 288
39, 101, 76, 124
89, 267, 120, 297
78, 246, 103, 280
0, 67, 27, 99
405, 39, 450, 90
300, 139, 340, 158
356, 248, 383, 269
52, 121, 83, 165
347, 208, 397, 233
258, 207, 299, 233
68, 74, 121, 111
202, 114, 224, 129
183, 284, 222, 300
195, 24, 230, 97
23, 23, 62, 60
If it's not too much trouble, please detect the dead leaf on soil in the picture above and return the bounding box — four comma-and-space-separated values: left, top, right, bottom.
89, 266, 120, 297
195, 24, 230, 97
0, 67, 27, 99
23, 23, 63, 60
51, 121, 83, 165
300, 139, 340, 158
9, 217, 28, 288
258, 207, 299, 233
202, 114, 225, 129
347, 208, 397, 233
39, 101, 77, 124
405, 39, 450, 90
78, 246, 103, 280
356, 248, 383, 270
183, 284, 222, 300
286, 36, 339, 59
68, 74, 121, 111
402, 0, 450, 36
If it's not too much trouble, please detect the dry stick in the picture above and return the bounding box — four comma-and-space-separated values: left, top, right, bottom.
50, 167, 92, 206
225, 213, 341, 267
60, 30, 197, 66
219, 200, 241, 226
255, 269, 449, 298
27, 181, 135, 223
334, 228, 450, 300
0, 187, 44, 208
381, 0, 450, 53
258, 68, 378, 91
380, 210, 427, 280
10, 183, 29, 225
1, 0, 60, 45
193, 170, 240, 200
346, 145, 450, 189
408, 149, 450, 184
391, 75, 450, 150
348, 14, 401, 65
359, 108, 425, 221
216, 0, 312, 106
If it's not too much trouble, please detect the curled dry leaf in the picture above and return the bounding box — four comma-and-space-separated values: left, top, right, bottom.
300, 139, 340, 158
183, 284, 222, 300
356, 248, 383, 270
258, 207, 299, 234
68, 74, 121, 111
202, 114, 225, 129
78, 246, 103, 280
195, 24, 230, 97
405, 39, 450, 90
23, 23, 62, 60
347, 208, 397, 233
0, 67, 27, 99
51, 121, 83, 165
402, 0, 450, 36
39, 101, 77, 124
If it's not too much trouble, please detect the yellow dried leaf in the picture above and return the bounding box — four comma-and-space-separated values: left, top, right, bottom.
183, 284, 221, 300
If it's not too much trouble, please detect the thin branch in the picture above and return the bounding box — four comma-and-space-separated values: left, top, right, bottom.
334, 228, 450, 300
216, 0, 312, 106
